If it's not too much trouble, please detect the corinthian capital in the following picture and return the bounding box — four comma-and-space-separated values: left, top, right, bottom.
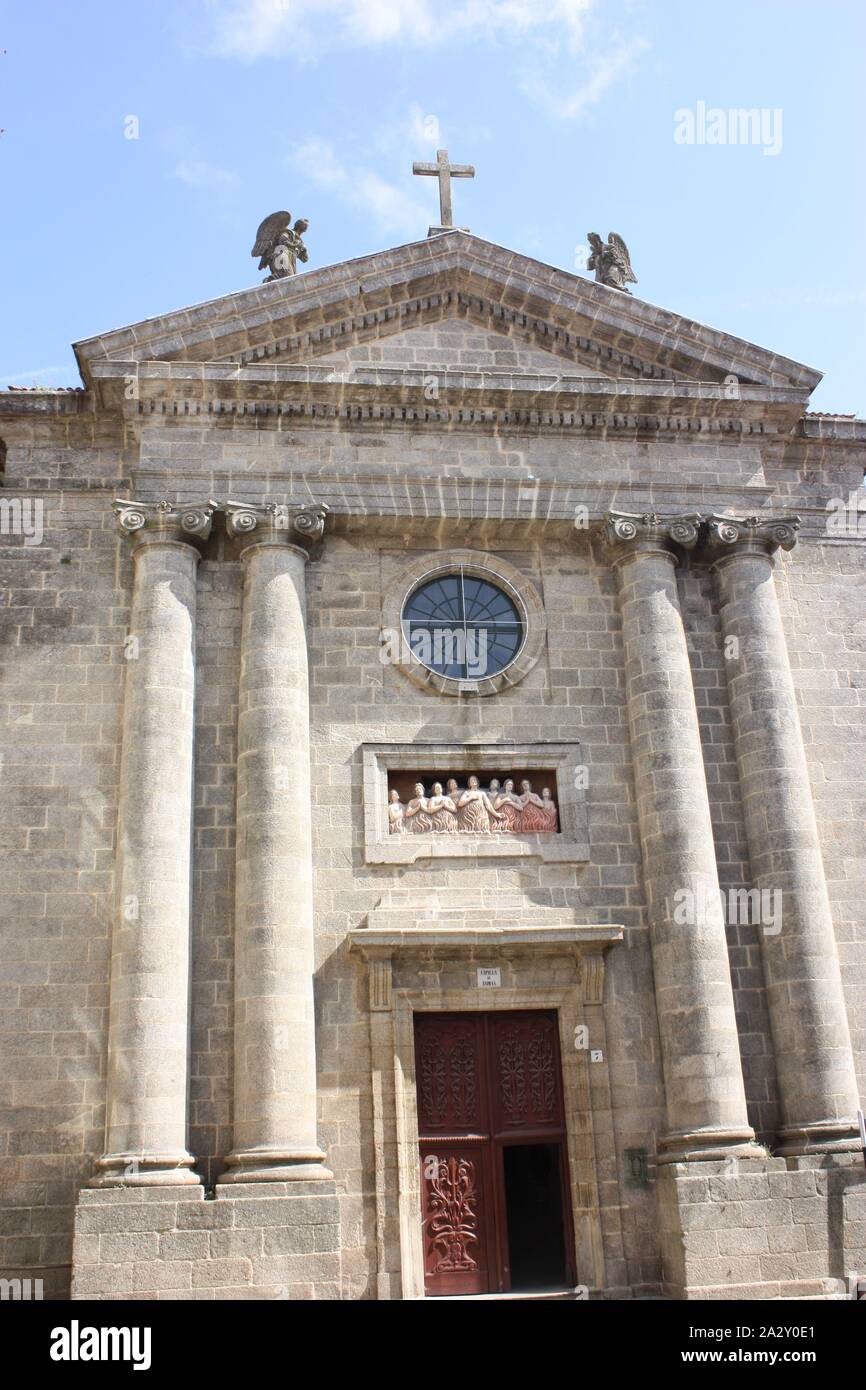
603, 509, 702, 560
705, 513, 800, 561
222, 500, 329, 549
114, 498, 214, 544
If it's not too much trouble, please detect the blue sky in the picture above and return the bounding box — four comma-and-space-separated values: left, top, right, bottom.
1, 0, 864, 412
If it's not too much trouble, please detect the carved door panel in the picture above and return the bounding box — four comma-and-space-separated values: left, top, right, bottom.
418, 1145, 492, 1296
490, 1012, 563, 1134
415, 1011, 573, 1297
416, 1014, 486, 1134
415, 1015, 494, 1296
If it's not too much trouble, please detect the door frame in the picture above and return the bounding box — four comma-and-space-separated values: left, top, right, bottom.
414, 1009, 577, 1296
349, 923, 623, 1300
394, 984, 607, 1299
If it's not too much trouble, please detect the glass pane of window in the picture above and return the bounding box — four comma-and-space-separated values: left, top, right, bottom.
401, 571, 524, 680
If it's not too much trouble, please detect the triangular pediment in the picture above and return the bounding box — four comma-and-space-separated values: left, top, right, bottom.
311, 315, 616, 378
73, 232, 821, 397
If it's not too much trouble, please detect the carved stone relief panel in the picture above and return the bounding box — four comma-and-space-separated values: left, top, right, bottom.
362, 742, 589, 864
388, 769, 560, 836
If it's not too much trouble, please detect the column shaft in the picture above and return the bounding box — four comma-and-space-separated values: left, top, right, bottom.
710, 516, 860, 1153
94, 502, 211, 1186
607, 512, 758, 1162
222, 503, 330, 1182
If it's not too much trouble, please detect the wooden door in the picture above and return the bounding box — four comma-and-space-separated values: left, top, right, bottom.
414, 1010, 574, 1297
415, 1014, 493, 1295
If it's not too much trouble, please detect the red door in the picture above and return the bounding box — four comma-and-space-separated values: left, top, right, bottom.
415, 1011, 575, 1297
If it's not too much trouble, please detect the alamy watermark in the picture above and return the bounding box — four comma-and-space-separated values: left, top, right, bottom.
0, 1276, 43, 1300
826, 490, 866, 537
50, 1321, 151, 1370
379, 625, 490, 679
672, 883, 782, 935
0, 496, 43, 545
675, 102, 783, 157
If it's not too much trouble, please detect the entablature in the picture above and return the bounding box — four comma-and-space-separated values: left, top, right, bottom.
86, 358, 808, 435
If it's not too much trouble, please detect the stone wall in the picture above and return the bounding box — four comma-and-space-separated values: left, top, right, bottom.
0, 464, 127, 1299
72, 1184, 341, 1300
1, 340, 864, 1298
780, 540, 866, 1101
657, 1155, 866, 1300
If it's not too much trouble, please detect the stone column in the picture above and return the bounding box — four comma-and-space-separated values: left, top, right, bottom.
707, 514, 861, 1154
220, 502, 332, 1183
92, 500, 213, 1186
604, 511, 758, 1162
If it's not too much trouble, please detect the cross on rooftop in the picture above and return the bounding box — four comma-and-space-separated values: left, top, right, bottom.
412, 148, 475, 234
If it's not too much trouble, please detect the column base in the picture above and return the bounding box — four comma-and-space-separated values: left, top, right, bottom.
88, 1151, 200, 1188
657, 1154, 866, 1299
657, 1125, 766, 1165
72, 1178, 342, 1299
775, 1118, 862, 1157
218, 1146, 334, 1184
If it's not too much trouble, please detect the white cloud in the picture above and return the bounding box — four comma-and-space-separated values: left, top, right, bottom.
171, 156, 238, 189
161, 126, 239, 189
407, 103, 439, 149
520, 33, 649, 121
209, 0, 596, 61
288, 136, 430, 236
206, 1, 646, 124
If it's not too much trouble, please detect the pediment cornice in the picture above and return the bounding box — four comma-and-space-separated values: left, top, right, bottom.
73, 231, 822, 396
222, 286, 658, 381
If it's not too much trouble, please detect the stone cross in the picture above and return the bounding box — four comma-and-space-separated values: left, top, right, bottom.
412, 148, 474, 231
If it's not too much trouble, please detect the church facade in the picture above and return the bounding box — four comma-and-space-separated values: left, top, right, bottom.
1, 231, 864, 1300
